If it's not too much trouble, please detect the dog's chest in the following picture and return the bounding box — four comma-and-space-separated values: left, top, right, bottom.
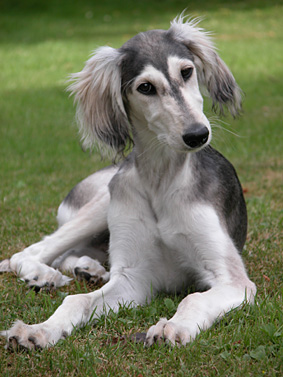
148, 179, 195, 252
123, 161, 197, 252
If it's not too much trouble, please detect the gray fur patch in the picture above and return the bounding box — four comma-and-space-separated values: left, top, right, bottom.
120, 30, 194, 96
190, 146, 247, 251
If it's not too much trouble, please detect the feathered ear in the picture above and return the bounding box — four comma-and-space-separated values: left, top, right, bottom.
169, 16, 242, 116
68, 46, 131, 157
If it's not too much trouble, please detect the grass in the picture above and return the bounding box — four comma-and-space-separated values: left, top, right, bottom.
0, 0, 282, 376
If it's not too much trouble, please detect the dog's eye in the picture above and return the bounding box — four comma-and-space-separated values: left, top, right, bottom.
137, 82, 156, 95
181, 67, 193, 81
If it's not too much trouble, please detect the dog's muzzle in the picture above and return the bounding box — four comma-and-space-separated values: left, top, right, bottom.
182, 124, 209, 149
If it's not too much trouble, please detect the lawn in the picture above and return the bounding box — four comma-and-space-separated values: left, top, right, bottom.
0, 0, 282, 376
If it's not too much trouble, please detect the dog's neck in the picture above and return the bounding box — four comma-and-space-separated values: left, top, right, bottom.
133, 128, 189, 190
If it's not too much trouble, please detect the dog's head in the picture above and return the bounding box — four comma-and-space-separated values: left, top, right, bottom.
68, 16, 242, 157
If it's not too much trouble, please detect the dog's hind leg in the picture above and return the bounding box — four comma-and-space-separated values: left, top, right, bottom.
51, 237, 110, 286
8, 190, 109, 289
1, 166, 117, 289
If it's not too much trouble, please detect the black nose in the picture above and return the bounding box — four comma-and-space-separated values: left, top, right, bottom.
182, 124, 209, 149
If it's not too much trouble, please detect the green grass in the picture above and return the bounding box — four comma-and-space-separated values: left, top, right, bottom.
0, 0, 282, 376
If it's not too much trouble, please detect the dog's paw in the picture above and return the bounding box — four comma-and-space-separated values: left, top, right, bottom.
73, 256, 109, 286
22, 265, 72, 291
0, 321, 55, 351
1, 320, 65, 350
145, 318, 196, 347
10, 251, 72, 290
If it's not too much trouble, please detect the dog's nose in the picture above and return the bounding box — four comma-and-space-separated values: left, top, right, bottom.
182, 124, 209, 149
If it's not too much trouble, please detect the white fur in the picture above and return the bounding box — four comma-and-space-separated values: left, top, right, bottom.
0, 17, 255, 350
8, 167, 116, 289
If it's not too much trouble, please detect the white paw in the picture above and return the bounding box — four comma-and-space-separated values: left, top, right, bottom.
22, 263, 72, 290
10, 251, 72, 290
73, 256, 109, 286
0, 320, 64, 350
145, 318, 197, 347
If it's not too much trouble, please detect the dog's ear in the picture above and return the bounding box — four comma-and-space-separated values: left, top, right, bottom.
170, 16, 242, 116
68, 46, 131, 157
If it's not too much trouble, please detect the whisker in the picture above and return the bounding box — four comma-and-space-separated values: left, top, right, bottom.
209, 116, 243, 138
211, 124, 242, 138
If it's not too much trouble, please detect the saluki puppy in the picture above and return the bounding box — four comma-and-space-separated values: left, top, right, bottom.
0, 16, 256, 349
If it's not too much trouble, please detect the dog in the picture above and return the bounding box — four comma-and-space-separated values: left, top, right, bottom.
0, 16, 256, 349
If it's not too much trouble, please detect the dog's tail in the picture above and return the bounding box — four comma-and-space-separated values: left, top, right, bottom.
0, 259, 12, 273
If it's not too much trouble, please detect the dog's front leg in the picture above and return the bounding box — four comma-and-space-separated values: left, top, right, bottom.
146, 279, 256, 347
1, 175, 158, 350
146, 206, 256, 347
1, 274, 142, 350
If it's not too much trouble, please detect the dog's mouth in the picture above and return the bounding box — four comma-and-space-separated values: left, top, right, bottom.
156, 125, 211, 154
